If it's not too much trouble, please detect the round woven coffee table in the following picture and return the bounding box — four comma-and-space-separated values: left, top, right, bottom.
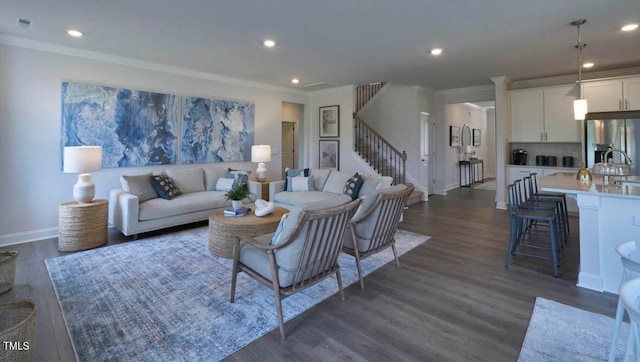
208, 204, 288, 258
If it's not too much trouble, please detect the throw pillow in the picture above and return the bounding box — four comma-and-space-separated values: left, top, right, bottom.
215, 177, 235, 191
164, 167, 205, 194
149, 175, 182, 200
284, 168, 309, 191
271, 213, 289, 245
120, 173, 158, 203
287, 175, 315, 192
227, 168, 251, 191
343, 173, 364, 200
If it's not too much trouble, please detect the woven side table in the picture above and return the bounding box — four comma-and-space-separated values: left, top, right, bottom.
208, 204, 287, 258
58, 199, 108, 252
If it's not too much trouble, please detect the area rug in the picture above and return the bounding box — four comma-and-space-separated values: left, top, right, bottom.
46, 227, 429, 361
519, 297, 629, 361
472, 179, 496, 191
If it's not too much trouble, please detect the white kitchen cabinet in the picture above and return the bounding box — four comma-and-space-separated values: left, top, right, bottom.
582, 76, 640, 112
510, 85, 580, 142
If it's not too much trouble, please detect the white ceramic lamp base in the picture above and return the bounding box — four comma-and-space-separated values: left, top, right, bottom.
255, 162, 267, 183
73, 173, 95, 203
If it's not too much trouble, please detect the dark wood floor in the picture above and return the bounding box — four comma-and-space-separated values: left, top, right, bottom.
3, 188, 618, 361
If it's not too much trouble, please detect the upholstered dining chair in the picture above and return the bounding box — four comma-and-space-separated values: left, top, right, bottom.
342, 183, 414, 289
230, 198, 361, 339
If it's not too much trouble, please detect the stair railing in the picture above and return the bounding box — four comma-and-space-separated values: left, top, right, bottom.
355, 82, 386, 113
353, 113, 407, 185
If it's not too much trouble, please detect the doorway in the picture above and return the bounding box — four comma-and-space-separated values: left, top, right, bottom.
281, 122, 297, 178
420, 112, 434, 198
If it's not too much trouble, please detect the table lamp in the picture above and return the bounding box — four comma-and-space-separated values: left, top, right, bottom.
251, 145, 271, 182
63, 146, 103, 203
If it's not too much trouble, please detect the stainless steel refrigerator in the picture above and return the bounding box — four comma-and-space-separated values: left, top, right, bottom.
585, 111, 640, 176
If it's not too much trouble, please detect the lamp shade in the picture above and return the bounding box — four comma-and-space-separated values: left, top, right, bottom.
573, 98, 588, 121
64, 146, 103, 173
251, 145, 271, 163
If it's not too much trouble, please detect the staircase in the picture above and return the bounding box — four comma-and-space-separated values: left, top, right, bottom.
353, 83, 423, 204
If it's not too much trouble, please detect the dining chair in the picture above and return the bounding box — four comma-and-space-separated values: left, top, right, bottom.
618, 277, 640, 361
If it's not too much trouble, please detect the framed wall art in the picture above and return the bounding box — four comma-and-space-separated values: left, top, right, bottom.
319, 105, 340, 138
319, 140, 339, 169
450, 125, 461, 147
473, 129, 481, 146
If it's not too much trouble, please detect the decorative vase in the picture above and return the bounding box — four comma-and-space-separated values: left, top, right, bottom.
231, 200, 243, 211
576, 162, 592, 185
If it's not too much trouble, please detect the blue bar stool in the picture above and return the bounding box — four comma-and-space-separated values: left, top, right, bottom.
505, 183, 560, 277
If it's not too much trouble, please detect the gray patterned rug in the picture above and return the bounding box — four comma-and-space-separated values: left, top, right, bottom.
46, 226, 429, 361
519, 297, 629, 361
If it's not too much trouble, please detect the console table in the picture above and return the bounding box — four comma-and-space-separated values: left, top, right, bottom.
459, 159, 484, 187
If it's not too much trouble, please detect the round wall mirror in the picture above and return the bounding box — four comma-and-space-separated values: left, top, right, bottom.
461, 124, 472, 146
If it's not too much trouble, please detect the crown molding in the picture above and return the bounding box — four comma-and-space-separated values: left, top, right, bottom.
0, 34, 309, 96
510, 67, 640, 90
435, 83, 495, 96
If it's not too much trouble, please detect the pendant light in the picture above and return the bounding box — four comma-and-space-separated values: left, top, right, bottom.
572, 19, 588, 120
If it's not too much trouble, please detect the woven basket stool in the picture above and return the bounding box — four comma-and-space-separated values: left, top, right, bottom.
0, 251, 18, 294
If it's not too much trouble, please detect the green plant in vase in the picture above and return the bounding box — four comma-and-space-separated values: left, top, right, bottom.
223, 184, 249, 210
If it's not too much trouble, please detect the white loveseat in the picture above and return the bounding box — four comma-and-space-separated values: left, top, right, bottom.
109, 165, 259, 236
270, 168, 392, 210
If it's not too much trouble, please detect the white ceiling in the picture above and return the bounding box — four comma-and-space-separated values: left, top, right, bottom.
1, 0, 639, 91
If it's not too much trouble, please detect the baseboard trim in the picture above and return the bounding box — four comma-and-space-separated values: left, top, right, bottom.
0, 227, 59, 247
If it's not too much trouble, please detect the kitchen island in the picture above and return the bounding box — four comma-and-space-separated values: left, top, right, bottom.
540, 172, 640, 294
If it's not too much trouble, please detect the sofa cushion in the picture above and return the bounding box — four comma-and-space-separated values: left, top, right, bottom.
309, 169, 331, 191
343, 173, 364, 200
120, 173, 157, 202
271, 213, 289, 245
322, 170, 353, 194
203, 167, 228, 191
287, 176, 315, 192
165, 168, 205, 194
138, 191, 229, 221
273, 190, 351, 206
284, 168, 309, 191
149, 175, 182, 200
214, 178, 234, 191
358, 177, 381, 199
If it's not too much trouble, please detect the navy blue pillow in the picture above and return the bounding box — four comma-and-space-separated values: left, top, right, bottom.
343, 173, 364, 200
284, 168, 309, 191
149, 175, 182, 200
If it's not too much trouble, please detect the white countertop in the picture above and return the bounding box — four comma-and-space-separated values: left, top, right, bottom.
540, 172, 640, 200
507, 164, 580, 170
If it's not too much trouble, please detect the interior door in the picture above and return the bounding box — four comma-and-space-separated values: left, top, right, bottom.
281, 122, 296, 178
420, 113, 434, 197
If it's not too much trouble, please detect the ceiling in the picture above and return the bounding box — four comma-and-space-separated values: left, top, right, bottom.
1, 0, 639, 91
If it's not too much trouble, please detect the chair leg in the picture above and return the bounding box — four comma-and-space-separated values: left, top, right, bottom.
267, 252, 286, 340
273, 288, 286, 340
391, 242, 400, 268
230, 263, 239, 304
353, 248, 365, 289
505, 216, 519, 268
609, 298, 625, 362
549, 221, 559, 278
336, 270, 345, 301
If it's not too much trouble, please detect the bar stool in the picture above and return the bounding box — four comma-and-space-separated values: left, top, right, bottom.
522, 176, 568, 247
618, 278, 640, 361
530, 172, 570, 235
505, 183, 560, 277
515, 179, 566, 248
609, 240, 640, 362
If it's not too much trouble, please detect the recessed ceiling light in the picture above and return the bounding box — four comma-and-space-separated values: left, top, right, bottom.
583, 62, 594, 68
67, 29, 83, 37
291, 78, 299, 84
430, 48, 443, 56
263, 39, 275, 47
621, 23, 638, 32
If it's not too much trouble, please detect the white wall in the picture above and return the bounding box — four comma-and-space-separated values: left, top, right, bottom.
0, 43, 309, 245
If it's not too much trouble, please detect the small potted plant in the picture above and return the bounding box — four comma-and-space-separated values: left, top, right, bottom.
223, 184, 249, 211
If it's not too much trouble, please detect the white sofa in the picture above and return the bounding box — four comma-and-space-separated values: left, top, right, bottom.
270, 168, 392, 209
109, 165, 260, 236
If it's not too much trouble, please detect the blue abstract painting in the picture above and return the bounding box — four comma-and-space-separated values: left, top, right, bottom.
181, 97, 255, 163
61, 82, 178, 168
